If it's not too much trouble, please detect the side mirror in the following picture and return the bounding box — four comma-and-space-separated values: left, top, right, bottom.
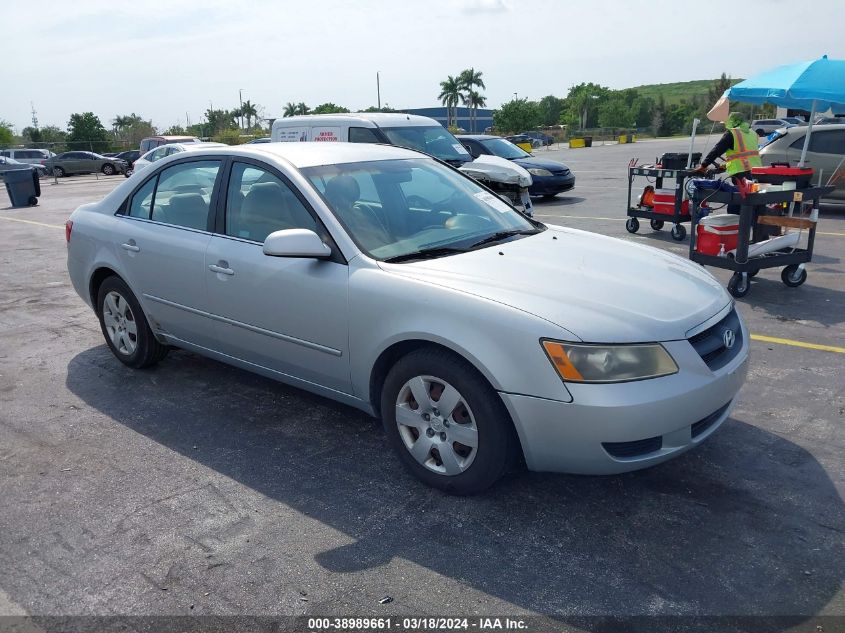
466, 144, 481, 159
263, 229, 332, 259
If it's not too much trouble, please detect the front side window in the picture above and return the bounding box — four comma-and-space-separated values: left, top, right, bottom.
128, 177, 156, 219
303, 158, 539, 260
151, 160, 221, 230
225, 163, 317, 242
480, 138, 531, 159
380, 126, 471, 164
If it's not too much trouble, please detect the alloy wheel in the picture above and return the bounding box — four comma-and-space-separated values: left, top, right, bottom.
102, 290, 138, 355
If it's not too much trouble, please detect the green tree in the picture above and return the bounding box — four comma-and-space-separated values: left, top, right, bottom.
0, 120, 13, 147
629, 96, 655, 128
295, 102, 310, 115
537, 95, 564, 127
708, 72, 733, 105
597, 98, 634, 128
162, 124, 188, 136
312, 102, 350, 114
39, 125, 67, 145
438, 75, 462, 128
362, 105, 396, 113
240, 100, 259, 128
283, 102, 298, 117
493, 99, 540, 134
563, 83, 610, 130
459, 68, 486, 132
205, 108, 237, 133
22, 126, 42, 144
67, 112, 110, 152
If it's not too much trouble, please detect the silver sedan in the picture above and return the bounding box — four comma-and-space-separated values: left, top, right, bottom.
66, 143, 749, 494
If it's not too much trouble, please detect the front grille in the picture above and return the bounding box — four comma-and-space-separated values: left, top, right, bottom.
691, 401, 731, 438
550, 168, 570, 176
689, 309, 742, 371
602, 435, 663, 459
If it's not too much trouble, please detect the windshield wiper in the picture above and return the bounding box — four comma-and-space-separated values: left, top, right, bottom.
382, 246, 468, 263
469, 229, 539, 249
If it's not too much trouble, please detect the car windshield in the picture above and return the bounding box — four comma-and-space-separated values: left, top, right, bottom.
303, 158, 540, 261
380, 126, 471, 165
760, 129, 789, 148
480, 138, 531, 160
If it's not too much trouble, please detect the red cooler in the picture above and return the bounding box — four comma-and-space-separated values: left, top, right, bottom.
652, 188, 689, 215
696, 214, 740, 255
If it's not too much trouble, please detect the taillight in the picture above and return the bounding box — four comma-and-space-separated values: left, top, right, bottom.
65, 220, 73, 243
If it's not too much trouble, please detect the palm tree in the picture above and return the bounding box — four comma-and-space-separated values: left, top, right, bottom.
240, 100, 258, 129
459, 68, 486, 132
296, 102, 310, 115
467, 90, 487, 133
438, 75, 461, 128
283, 102, 298, 117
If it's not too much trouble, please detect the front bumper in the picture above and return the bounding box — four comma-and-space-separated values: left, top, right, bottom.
499, 327, 749, 474
529, 173, 575, 196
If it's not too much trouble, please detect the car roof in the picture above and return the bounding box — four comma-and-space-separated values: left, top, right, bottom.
187, 141, 428, 168
456, 134, 499, 140
273, 112, 439, 128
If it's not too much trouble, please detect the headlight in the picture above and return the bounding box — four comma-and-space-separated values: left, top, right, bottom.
541, 340, 678, 383
527, 168, 553, 177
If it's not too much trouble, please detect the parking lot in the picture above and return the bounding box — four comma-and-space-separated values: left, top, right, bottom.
0, 138, 842, 630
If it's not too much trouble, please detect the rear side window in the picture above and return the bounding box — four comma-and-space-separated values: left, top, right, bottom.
790, 130, 845, 154
349, 127, 380, 143
128, 177, 156, 219
148, 160, 221, 230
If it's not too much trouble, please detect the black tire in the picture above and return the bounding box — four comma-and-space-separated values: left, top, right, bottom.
96, 276, 168, 369
124, 168, 133, 178
650, 219, 664, 230
671, 224, 687, 241
102, 163, 115, 176
53, 166, 65, 177
380, 348, 517, 495
27, 196, 38, 206
625, 217, 639, 233
727, 272, 750, 298
781, 264, 807, 287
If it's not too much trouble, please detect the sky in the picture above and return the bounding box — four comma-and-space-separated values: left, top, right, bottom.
2, 0, 843, 132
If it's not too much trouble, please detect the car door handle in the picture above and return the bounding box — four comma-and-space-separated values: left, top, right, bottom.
209, 264, 234, 276
121, 242, 140, 252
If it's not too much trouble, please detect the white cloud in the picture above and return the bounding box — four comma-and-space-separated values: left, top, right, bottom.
461, 0, 510, 14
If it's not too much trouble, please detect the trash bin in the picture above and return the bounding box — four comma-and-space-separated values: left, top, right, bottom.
4, 166, 40, 207
583, 136, 593, 148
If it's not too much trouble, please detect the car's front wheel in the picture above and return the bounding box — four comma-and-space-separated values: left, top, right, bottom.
102, 163, 115, 175
96, 276, 168, 368
381, 348, 517, 494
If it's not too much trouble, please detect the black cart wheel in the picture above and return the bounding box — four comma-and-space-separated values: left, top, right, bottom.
727, 272, 750, 298
650, 219, 664, 230
625, 217, 639, 233
27, 196, 38, 206
781, 265, 807, 288
670, 224, 687, 241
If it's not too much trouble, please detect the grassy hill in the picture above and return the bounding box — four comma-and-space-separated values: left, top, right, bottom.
629, 78, 743, 105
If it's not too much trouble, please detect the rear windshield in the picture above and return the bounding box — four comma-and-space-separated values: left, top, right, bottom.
381, 126, 471, 165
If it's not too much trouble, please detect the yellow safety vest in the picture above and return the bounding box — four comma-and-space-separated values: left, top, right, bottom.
725, 127, 762, 176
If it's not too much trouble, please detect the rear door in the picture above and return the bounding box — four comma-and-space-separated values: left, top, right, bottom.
115, 158, 224, 348
787, 129, 845, 179
204, 159, 352, 393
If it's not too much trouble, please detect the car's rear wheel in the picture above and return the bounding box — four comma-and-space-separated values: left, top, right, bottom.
102, 163, 115, 176
53, 167, 65, 177
381, 348, 516, 495
96, 276, 168, 368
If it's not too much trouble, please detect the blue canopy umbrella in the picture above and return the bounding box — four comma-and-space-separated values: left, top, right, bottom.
724, 55, 845, 167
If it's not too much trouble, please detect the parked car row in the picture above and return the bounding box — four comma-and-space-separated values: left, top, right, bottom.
43, 152, 128, 177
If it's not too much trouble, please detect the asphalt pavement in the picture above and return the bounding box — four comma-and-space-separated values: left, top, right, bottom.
0, 139, 842, 631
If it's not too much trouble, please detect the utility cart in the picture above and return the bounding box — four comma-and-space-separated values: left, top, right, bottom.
626, 165, 693, 241
688, 186, 833, 298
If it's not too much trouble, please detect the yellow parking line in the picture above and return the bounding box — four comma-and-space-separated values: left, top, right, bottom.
0, 215, 64, 230
750, 334, 845, 354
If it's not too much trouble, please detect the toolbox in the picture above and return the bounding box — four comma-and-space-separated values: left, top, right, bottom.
659, 152, 701, 170
696, 214, 740, 255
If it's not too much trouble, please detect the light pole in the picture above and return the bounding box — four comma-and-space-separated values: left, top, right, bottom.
377, 72, 381, 110
513, 92, 518, 101
239, 89, 244, 130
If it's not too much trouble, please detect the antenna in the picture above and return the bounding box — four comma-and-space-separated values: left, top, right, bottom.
30, 102, 39, 129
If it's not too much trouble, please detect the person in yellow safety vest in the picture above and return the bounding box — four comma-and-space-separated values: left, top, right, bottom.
694, 111, 762, 179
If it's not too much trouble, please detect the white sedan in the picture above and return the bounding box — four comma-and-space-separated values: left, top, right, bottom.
66, 142, 748, 494
128, 142, 227, 177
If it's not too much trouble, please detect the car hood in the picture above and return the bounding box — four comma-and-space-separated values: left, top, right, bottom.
379, 225, 729, 343
512, 157, 570, 173
460, 155, 533, 187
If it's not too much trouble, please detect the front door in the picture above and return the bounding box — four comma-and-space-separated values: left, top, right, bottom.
204, 160, 352, 394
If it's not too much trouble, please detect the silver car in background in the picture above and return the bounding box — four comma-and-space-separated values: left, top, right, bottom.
65, 143, 748, 494
760, 124, 845, 199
